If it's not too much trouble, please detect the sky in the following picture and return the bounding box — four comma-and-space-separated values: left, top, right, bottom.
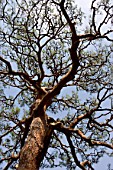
47, 0, 113, 169
0, 0, 113, 169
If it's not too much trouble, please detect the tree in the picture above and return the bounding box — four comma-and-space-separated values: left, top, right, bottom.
0, 0, 113, 169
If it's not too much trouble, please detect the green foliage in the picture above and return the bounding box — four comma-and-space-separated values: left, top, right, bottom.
0, 0, 113, 169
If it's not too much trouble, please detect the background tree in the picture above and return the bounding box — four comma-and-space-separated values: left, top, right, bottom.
0, 0, 113, 169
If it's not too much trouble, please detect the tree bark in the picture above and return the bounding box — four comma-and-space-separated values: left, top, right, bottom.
18, 116, 53, 170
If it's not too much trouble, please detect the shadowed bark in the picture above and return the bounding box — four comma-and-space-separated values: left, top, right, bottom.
0, 0, 113, 170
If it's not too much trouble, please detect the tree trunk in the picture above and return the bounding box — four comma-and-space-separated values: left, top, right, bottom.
18, 116, 53, 170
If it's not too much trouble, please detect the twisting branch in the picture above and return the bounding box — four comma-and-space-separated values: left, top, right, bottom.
55, 123, 113, 153
0, 56, 46, 94
34, 0, 80, 115
74, 129, 113, 149
69, 107, 98, 129
66, 134, 86, 170
2, 154, 19, 170
91, 0, 97, 33
0, 118, 26, 139
0, 56, 12, 72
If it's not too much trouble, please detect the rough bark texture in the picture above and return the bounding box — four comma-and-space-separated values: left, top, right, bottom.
18, 116, 52, 170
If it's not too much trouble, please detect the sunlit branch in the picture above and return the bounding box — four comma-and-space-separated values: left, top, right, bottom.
69, 107, 98, 129
75, 129, 113, 149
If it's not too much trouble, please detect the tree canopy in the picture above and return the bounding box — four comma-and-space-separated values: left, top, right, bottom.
0, 0, 113, 169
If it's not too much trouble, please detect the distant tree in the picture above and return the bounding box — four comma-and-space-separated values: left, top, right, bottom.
0, 0, 113, 169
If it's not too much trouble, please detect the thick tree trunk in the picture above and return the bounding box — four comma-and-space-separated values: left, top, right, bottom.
18, 116, 53, 170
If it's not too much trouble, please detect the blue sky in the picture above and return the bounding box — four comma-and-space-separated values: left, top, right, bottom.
47, 0, 113, 169
0, 0, 113, 169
